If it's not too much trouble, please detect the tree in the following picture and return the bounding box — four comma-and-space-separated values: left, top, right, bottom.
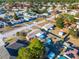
17, 38, 45, 59
17, 47, 31, 59
0, 0, 4, 5
16, 32, 26, 40
14, 13, 19, 20
6, 0, 14, 5
56, 17, 64, 29
16, 32, 20, 36
61, 14, 76, 23
68, 4, 79, 9
69, 28, 79, 38
66, 15, 76, 23
75, 13, 79, 18
4, 0, 79, 4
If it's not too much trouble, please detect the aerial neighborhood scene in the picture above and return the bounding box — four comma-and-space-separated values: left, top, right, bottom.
0, 0, 79, 59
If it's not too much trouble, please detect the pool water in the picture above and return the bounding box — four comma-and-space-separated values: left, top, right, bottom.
58, 56, 67, 59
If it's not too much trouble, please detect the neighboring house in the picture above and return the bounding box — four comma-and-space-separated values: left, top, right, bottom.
47, 7, 53, 13
7, 19, 25, 26
36, 32, 47, 39
4, 15, 13, 20
46, 16, 55, 21
44, 38, 56, 59
0, 8, 6, 15
0, 21, 4, 28
0, 21, 8, 28
58, 29, 66, 36
59, 10, 68, 13
58, 31, 65, 36
41, 13, 49, 17
57, 42, 79, 59
26, 29, 44, 41
0, 14, 5, 18
24, 13, 37, 22
64, 48, 79, 59
68, 10, 78, 15
6, 40, 28, 59
44, 37, 63, 55
16, 12, 24, 18
42, 23, 55, 31
12, 3, 31, 9
24, 17, 30, 21
12, 8, 19, 12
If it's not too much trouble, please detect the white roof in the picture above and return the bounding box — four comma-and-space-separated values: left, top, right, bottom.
47, 7, 53, 11
0, 14, 5, 18
24, 13, 28, 16
42, 13, 48, 16
42, 23, 54, 30
27, 29, 43, 38
12, 8, 18, 11
63, 42, 70, 47
36, 33, 41, 37
24, 17, 29, 21
58, 31, 64, 36
35, 32, 44, 37
46, 16, 55, 20
77, 25, 79, 28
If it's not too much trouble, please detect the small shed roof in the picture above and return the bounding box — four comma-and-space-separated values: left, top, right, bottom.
42, 23, 54, 30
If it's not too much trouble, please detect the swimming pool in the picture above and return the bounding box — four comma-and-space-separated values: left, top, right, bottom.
58, 56, 68, 59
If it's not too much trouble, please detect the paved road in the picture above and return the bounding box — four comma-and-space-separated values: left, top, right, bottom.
0, 20, 45, 40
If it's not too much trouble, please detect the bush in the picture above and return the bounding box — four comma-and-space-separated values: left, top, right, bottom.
69, 28, 79, 38
56, 18, 64, 29
14, 13, 19, 20
17, 39, 45, 59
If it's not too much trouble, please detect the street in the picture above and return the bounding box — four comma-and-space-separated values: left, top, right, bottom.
0, 20, 46, 40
